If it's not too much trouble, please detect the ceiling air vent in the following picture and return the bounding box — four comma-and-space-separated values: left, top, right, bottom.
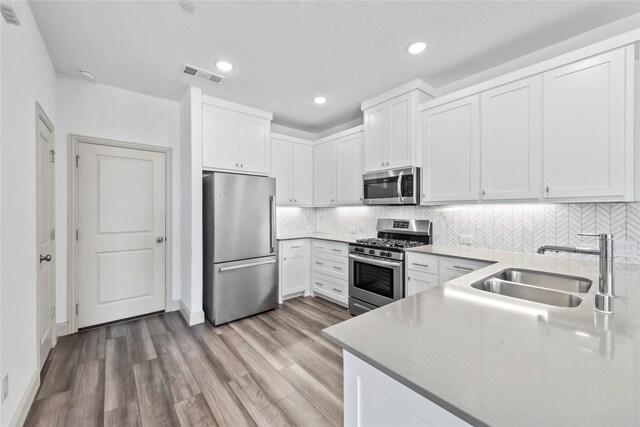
183, 64, 225, 84
1, 1, 20, 25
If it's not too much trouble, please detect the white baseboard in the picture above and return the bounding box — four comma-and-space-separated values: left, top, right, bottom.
166, 299, 180, 312
9, 369, 39, 427
179, 301, 205, 326
56, 322, 69, 337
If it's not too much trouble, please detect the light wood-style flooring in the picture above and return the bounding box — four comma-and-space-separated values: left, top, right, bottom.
25, 296, 351, 427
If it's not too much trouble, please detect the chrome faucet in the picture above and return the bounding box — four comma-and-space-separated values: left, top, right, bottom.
537, 233, 614, 313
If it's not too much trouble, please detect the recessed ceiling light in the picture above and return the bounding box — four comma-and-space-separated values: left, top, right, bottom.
179, 0, 195, 12
215, 60, 233, 72
407, 41, 428, 55
314, 96, 327, 105
77, 69, 95, 80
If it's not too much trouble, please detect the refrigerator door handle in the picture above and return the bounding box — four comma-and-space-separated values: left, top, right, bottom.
269, 195, 276, 253
219, 259, 276, 272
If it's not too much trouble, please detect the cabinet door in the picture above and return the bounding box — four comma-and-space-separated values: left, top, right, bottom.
202, 104, 238, 170
363, 104, 385, 172
406, 271, 439, 297
481, 76, 542, 200
421, 96, 480, 203
292, 144, 313, 205
314, 141, 337, 206
337, 132, 364, 205
387, 93, 414, 169
281, 251, 309, 297
543, 48, 628, 199
270, 139, 292, 205
238, 114, 270, 174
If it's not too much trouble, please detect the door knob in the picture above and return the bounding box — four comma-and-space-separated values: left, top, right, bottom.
40, 254, 52, 263
157, 237, 164, 243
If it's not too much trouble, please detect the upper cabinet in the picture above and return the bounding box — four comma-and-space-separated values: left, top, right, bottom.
314, 140, 337, 206
202, 97, 272, 175
270, 135, 313, 206
543, 47, 633, 201
480, 76, 543, 201
313, 126, 364, 207
420, 95, 480, 203
362, 81, 435, 173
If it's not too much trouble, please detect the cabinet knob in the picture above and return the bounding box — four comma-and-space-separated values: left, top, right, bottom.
240, 163, 243, 168
289, 198, 293, 202
545, 186, 550, 194
284, 257, 286, 261
386, 161, 389, 166
360, 197, 363, 201
331, 198, 335, 202
482, 190, 486, 196
408, 276, 411, 281
294, 199, 297, 202
381, 162, 384, 166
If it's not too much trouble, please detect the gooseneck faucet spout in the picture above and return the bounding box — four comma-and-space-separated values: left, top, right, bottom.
536, 233, 614, 313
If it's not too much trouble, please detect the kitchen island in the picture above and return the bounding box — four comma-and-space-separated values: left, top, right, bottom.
323, 245, 640, 426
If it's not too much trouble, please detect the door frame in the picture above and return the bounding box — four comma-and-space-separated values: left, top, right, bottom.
36, 103, 57, 367
68, 134, 173, 334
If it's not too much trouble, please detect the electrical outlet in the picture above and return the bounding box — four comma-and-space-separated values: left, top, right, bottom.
615, 240, 638, 258
459, 235, 474, 245
2, 374, 8, 402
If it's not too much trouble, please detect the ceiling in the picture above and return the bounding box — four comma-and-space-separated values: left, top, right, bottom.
30, 1, 640, 133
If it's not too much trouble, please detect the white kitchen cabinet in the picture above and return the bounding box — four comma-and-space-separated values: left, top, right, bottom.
291, 144, 313, 205
421, 95, 480, 203
313, 141, 337, 206
362, 86, 433, 173
202, 98, 272, 175
279, 239, 310, 301
311, 240, 349, 306
480, 76, 542, 201
337, 131, 364, 205
542, 47, 633, 201
406, 271, 439, 297
270, 135, 313, 206
345, 351, 470, 427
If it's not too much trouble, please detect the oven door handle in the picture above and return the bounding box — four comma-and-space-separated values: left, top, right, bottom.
397, 171, 404, 203
349, 253, 402, 268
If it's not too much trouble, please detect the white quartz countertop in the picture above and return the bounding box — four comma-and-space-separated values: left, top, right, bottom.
323, 245, 640, 426
276, 232, 364, 244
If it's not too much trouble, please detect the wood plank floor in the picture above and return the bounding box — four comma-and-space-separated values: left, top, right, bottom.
25, 296, 351, 427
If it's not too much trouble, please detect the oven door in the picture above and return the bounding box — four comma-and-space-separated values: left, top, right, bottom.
349, 253, 403, 307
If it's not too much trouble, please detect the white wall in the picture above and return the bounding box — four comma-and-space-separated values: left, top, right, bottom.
55, 75, 182, 323
1, 2, 57, 424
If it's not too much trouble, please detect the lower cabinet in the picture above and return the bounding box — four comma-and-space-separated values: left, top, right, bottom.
344, 351, 470, 426
279, 239, 310, 302
405, 252, 492, 297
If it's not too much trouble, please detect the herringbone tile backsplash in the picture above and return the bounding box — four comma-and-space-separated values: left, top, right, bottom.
277, 203, 640, 263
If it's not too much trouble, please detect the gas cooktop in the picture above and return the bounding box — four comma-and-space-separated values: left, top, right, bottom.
354, 238, 426, 249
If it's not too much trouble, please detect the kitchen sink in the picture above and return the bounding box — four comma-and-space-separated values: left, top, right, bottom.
491, 269, 592, 293
472, 279, 584, 308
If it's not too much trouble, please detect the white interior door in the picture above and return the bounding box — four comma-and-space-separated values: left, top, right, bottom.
37, 108, 55, 368
77, 142, 166, 328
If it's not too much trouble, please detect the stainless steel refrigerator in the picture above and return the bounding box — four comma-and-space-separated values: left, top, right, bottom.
203, 172, 277, 325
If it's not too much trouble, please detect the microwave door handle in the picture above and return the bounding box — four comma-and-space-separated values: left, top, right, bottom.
397, 172, 404, 203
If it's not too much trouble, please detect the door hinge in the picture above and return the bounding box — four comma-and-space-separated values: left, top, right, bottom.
76, 229, 79, 241
75, 303, 79, 315
75, 155, 79, 168
51, 229, 55, 240
50, 149, 56, 163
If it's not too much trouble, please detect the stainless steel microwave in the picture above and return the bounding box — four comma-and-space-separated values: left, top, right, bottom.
362, 167, 419, 205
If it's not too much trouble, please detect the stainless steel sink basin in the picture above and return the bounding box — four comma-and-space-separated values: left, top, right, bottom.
472, 279, 584, 308
491, 269, 592, 293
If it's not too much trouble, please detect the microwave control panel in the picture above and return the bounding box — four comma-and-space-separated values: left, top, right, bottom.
401, 175, 414, 197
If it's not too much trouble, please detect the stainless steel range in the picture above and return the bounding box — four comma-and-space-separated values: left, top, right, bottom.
348, 219, 432, 315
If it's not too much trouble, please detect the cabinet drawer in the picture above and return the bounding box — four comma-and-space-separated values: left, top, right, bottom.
406, 253, 439, 275
281, 239, 309, 254
439, 257, 491, 283
311, 253, 348, 280
312, 240, 348, 257
312, 273, 348, 304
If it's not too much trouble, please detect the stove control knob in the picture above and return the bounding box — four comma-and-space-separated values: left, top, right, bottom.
369, 249, 375, 255
385, 252, 392, 257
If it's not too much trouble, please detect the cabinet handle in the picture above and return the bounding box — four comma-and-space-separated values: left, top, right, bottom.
386, 161, 389, 166
290, 198, 293, 202
381, 162, 384, 166
315, 261, 324, 265
545, 186, 550, 194
315, 281, 324, 286
331, 249, 341, 252
408, 276, 411, 281
283, 257, 286, 261
452, 265, 474, 271
236, 162, 239, 167
482, 190, 485, 196
332, 266, 342, 270
241, 163, 244, 168
294, 199, 297, 202
412, 263, 429, 268
290, 245, 301, 249
360, 197, 363, 201
332, 288, 342, 293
